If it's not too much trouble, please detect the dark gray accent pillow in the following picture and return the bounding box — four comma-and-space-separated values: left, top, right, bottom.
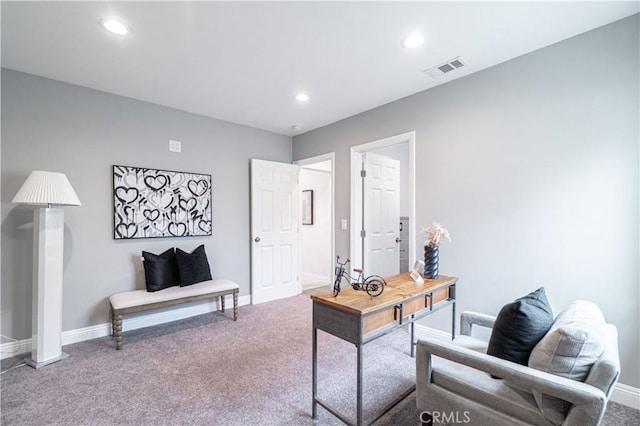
487, 287, 554, 367
142, 248, 180, 292
176, 245, 212, 286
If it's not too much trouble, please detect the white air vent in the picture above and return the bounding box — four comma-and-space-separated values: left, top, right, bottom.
424, 57, 466, 79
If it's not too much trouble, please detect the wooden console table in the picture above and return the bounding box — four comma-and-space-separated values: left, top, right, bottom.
311, 273, 458, 426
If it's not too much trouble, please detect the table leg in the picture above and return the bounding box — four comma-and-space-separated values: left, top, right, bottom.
312, 327, 318, 419
357, 343, 363, 426
451, 285, 456, 340
410, 316, 416, 358
452, 303, 456, 340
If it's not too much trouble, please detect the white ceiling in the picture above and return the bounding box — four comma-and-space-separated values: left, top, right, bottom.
2, 2, 638, 136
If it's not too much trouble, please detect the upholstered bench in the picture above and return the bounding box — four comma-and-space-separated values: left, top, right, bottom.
109, 279, 239, 349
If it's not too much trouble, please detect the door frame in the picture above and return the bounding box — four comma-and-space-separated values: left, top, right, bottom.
350, 131, 416, 273
294, 152, 336, 287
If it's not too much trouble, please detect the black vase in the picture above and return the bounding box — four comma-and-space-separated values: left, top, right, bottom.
424, 245, 439, 279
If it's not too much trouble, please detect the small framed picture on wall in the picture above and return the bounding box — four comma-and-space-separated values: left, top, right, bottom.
302, 190, 313, 225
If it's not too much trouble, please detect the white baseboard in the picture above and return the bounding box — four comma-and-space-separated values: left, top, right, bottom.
63, 323, 112, 346
1, 294, 250, 360
611, 383, 640, 409
302, 272, 329, 285
0, 338, 32, 360
414, 324, 640, 410
121, 294, 249, 332
414, 324, 451, 340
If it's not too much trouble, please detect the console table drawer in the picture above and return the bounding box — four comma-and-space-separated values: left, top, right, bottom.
363, 286, 450, 335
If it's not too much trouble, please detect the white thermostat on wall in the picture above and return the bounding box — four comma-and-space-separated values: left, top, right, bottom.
169, 139, 182, 153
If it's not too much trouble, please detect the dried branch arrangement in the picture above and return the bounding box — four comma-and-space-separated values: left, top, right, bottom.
422, 221, 451, 247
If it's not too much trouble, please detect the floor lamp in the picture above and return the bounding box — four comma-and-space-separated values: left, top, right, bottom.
12, 171, 81, 369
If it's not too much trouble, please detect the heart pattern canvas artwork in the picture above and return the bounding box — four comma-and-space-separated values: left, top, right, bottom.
113, 165, 212, 239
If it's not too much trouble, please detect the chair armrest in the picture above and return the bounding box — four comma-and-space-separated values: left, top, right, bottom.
460, 311, 496, 336
416, 338, 606, 407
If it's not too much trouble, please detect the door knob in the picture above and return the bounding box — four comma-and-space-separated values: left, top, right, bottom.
254, 237, 261, 243
395, 237, 402, 243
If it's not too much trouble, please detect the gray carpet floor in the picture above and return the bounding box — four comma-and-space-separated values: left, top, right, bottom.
2, 294, 638, 425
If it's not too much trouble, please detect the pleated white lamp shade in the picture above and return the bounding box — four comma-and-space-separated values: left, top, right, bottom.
12, 171, 82, 206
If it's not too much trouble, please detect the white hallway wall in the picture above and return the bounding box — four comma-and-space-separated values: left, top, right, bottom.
300, 167, 331, 283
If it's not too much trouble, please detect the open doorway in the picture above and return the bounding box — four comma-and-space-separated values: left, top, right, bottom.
350, 132, 416, 277
294, 153, 335, 291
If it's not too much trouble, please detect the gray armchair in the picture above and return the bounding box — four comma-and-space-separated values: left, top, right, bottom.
416, 311, 620, 426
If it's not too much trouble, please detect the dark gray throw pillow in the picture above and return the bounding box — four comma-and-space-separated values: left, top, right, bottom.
176, 245, 212, 286
142, 248, 180, 292
487, 287, 554, 367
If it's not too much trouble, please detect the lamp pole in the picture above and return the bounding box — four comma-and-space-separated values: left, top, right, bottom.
12, 171, 81, 368
29, 207, 69, 368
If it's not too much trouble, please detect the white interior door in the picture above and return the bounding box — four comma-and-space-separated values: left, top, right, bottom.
363, 152, 400, 277
250, 159, 300, 304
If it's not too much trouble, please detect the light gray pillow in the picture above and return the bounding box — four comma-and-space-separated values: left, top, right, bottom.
528, 301, 606, 424
553, 299, 605, 327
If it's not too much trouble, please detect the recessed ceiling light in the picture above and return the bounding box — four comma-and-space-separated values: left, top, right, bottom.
100, 18, 130, 36
295, 93, 310, 102
401, 33, 424, 49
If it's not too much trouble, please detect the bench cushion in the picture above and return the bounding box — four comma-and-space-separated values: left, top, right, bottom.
109, 279, 239, 311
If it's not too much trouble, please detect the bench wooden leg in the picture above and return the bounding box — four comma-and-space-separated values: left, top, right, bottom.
233, 291, 238, 321
114, 314, 123, 350
220, 295, 226, 313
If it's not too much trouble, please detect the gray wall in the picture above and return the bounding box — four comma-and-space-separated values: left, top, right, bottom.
1, 69, 291, 339
293, 15, 640, 386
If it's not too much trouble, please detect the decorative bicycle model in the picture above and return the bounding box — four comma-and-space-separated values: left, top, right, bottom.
333, 256, 387, 298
